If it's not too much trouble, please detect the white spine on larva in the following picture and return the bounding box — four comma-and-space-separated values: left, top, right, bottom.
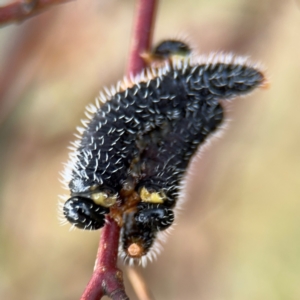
57, 194, 69, 226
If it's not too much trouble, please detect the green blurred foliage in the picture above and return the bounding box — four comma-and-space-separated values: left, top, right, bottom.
0, 0, 299, 299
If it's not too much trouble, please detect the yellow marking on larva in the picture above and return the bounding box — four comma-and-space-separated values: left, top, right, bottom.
140, 187, 165, 204
91, 192, 117, 207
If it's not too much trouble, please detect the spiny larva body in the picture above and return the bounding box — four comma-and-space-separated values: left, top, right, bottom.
60, 47, 266, 266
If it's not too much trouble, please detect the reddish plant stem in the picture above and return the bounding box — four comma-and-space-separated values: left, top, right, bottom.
80, 216, 128, 300
127, 0, 158, 77
0, 0, 73, 25
80, 0, 158, 299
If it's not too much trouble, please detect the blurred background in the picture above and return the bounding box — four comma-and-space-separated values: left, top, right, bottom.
0, 0, 299, 299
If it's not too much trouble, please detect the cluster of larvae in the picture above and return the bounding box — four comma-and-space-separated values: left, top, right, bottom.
61, 39, 266, 266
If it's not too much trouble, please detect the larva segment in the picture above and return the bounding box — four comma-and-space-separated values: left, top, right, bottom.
135, 203, 175, 231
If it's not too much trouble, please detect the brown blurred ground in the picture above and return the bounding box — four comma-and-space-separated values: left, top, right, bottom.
0, 0, 300, 299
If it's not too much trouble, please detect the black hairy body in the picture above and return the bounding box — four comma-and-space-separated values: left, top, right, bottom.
62, 54, 265, 265
71, 62, 262, 194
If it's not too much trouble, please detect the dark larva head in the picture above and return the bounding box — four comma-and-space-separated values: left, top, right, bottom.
141, 39, 192, 67
63, 196, 109, 230
153, 39, 192, 59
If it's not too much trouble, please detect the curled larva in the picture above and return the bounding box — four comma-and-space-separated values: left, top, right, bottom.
60, 40, 266, 266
